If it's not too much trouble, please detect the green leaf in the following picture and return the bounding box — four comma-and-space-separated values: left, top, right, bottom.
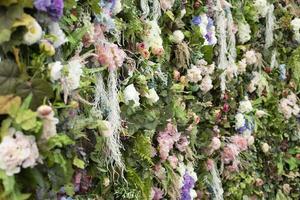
0, 0, 18, 6
73, 157, 85, 169
16, 79, 53, 109
15, 109, 37, 130
47, 134, 74, 150
0, 60, 20, 95
0, 28, 12, 43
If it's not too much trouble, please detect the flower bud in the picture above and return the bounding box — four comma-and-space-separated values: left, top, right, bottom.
39, 40, 55, 56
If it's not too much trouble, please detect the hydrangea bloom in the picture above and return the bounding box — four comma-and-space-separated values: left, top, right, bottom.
178, 163, 197, 200
157, 123, 180, 160
0, 128, 40, 176
192, 14, 217, 45
48, 22, 68, 48
34, 0, 64, 21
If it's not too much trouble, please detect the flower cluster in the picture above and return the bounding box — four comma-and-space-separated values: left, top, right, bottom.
192, 14, 217, 46
235, 97, 255, 135
279, 92, 300, 119
156, 123, 181, 160
138, 20, 164, 57
187, 59, 215, 93
178, 163, 197, 200
221, 134, 253, 172
34, 0, 64, 21
0, 128, 40, 176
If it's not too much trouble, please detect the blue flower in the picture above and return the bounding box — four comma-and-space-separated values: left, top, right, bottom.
192, 16, 201, 26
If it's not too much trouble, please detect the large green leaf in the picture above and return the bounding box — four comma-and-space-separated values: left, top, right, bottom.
16, 79, 53, 109
0, 60, 20, 95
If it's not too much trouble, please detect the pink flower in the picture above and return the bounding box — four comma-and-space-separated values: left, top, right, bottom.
223, 103, 230, 112
167, 155, 178, 169
221, 144, 239, 164
230, 135, 248, 151
210, 137, 221, 151
157, 123, 180, 160
151, 187, 164, 200
227, 160, 240, 172
206, 159, 214, 171
175, 136, 189, 152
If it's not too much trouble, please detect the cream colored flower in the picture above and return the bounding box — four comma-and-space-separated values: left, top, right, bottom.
172, 30, 185, 44
124, 84, 140, 107
261, 142, 270, 153
0, 128, 39, 176
37, 105, 59, 141
187, 67, 202, 83
238, 97, 253, 113
23, 17, 42, 45
145, 88, 159, 103
48, 61, 63, 82
200, 75, 213, 93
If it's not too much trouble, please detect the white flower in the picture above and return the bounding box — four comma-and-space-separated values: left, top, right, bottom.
48, 22, 68, 48
237, 58, 247, 74
112, 0, 122, 15
160, 0, 175, 11
261, 142, 270, 153
210, 137, 221, 151
244, 50, 257, 65
254, 0, 269, 18
238, 97, 253, 113
23, 17, 42, 45
246, 135, 255, 146
238, 22, 251, 44
187, 67, 202, 83
66, 59, 83, 90
199, 14, 209, 36
235, 113, 246, 128
279, 93, 300, 119
37, 105, 59, 141
0, 128, 39, 176
48, 61, 63, 82
124, 84, 140, 107
200, 75, 213, 93
145, 88, 159, 103
291, 18, 300, 32
172, 30, 185, 44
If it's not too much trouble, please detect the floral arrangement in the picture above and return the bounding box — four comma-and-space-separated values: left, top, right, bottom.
0, 0, 300, 199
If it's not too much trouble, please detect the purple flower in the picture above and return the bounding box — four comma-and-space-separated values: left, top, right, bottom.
34, 0, 64, 21
181, 171, 196, 200
191, 16, 201, 25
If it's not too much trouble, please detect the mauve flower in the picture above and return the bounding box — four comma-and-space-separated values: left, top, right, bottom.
151, 187, 164, 200
209, 137, 221, 153
34, 0, 64, 21
176, 136, 189, 152
221, 144, 239, 164
168, 155, 178, 169
206, 159, 214, 171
